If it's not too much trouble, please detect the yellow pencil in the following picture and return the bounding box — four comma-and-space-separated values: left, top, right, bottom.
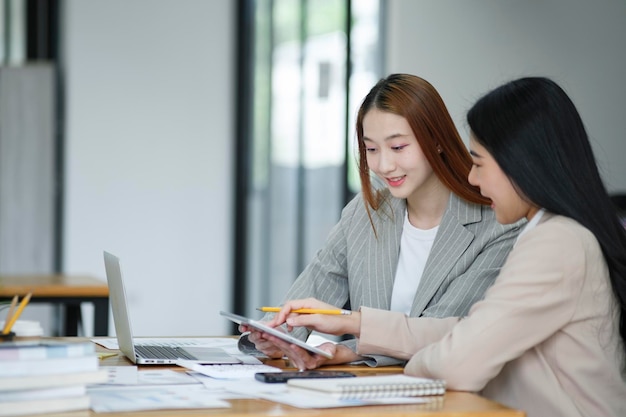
257, 307, 352, 315
2, 292, 32, 335
2, 295, 19, 334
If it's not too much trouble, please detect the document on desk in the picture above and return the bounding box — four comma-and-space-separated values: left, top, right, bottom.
176, 360, 281, 380
98, 366, 201, 386
88, 385, 230, 412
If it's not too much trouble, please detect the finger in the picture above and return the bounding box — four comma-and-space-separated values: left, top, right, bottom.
250, 331, 276, 345
281, 345, 312, 370
285, 312, 324, 328
250, 335, 285, 358
265, 334, 325, 370
286, 346, 323, 370
273, 299, 318, 325
247, 329, 265, 344
249, 331, 283, 351
264, 334, 304, 359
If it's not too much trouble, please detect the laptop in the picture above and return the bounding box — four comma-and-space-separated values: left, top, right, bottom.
103, 251, 241, 365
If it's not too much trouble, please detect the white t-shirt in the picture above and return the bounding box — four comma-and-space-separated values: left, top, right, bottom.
390, 211, 438, 315
515, 209, 546, 245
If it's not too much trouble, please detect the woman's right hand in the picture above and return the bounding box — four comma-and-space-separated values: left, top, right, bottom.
268, 298, 361, 337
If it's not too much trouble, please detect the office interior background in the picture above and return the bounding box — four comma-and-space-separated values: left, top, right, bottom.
1, 0, 624, 338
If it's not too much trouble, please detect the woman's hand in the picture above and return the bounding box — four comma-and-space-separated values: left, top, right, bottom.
268, 298, 361, 337
239, 324, 284, 359
262, 334, 361, 370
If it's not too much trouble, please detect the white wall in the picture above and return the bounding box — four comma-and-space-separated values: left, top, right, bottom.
58, 0, 624, 337
386, 0, 626, 192
62, 0, 234, 336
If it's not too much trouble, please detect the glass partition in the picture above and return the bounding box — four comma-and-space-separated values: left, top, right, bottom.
236, 0, 384, 316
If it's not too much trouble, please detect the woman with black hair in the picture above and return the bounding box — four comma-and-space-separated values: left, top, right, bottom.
267, 77, 626, 417
239, 74, 521, 368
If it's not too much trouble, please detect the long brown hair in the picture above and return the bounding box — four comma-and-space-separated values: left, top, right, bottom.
356, 74, 489, 216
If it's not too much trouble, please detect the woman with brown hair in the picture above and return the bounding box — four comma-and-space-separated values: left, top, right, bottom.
239, 74, 522, 368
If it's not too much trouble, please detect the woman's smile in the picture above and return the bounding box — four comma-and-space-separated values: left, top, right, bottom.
386, 175, 406, 187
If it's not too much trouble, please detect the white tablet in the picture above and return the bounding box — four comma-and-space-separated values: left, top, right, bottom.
220, 311, 334, 359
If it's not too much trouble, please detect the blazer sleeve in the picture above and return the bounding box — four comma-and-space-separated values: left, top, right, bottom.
359, 220, 589, 391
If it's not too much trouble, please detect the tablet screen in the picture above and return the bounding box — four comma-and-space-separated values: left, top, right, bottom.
219, 311, 334, 359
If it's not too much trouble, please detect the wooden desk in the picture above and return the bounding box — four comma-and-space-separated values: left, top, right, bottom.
71, 337, 525, 417
0, 275, 109, 336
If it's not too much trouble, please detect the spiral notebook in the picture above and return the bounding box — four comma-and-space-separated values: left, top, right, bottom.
287, 374, 446, 400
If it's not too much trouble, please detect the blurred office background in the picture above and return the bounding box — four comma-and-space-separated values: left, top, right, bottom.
1, 0, 624, 337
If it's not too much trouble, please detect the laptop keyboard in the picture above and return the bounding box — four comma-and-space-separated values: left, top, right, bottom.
135, 345, 196, 360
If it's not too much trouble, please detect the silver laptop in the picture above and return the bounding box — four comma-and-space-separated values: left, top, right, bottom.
103, 251, 241, 365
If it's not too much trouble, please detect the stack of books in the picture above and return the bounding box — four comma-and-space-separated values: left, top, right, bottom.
0, 340, 107, 416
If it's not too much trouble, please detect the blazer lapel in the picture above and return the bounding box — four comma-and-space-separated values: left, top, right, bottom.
359, 196, 405, 311
410, 194, 481, 316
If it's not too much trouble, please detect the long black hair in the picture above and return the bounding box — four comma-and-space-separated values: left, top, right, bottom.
467, 76, 626, 365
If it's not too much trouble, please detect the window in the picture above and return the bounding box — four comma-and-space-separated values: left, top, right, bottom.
235, 0, 384, 316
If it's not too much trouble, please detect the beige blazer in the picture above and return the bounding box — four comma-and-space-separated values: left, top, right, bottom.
358, 214, 626, 417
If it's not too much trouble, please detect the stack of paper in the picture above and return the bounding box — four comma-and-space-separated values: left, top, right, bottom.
87, 366, 231, 412
0, 340, 107, 417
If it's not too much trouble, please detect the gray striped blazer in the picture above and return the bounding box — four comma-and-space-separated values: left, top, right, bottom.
240, 189, 523, 364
